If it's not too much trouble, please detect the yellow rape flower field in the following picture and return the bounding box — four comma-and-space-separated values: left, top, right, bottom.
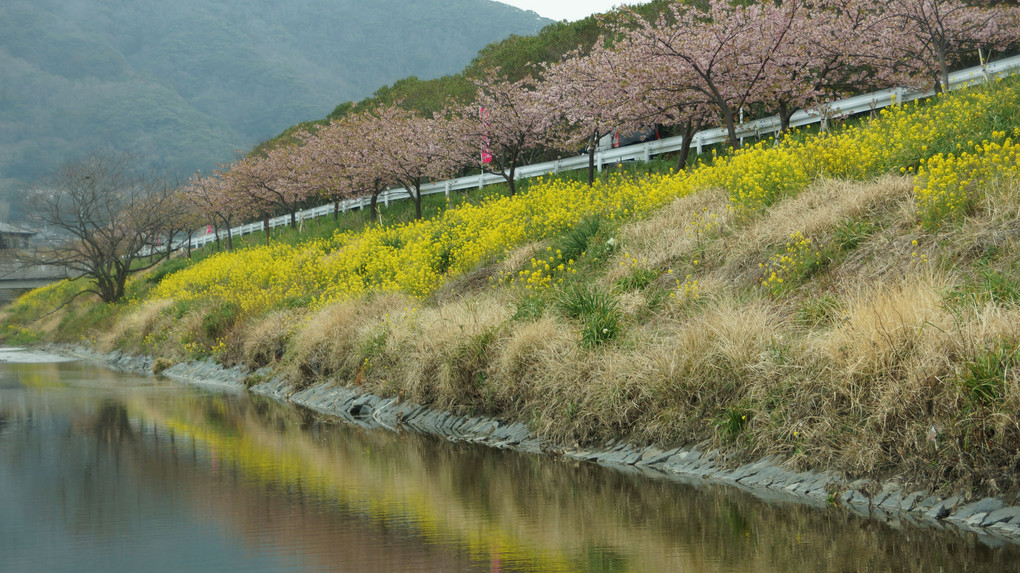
152, 82, 1020, 312
6, 76, 1020, 498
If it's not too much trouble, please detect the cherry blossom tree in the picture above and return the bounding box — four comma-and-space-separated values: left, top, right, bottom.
612, 9, 721, 169
616, 0, 924, 149
220, 145, 317, 242
182, 172, 248, 252
747, 0, 909, 133
881, 0, 1020, 92
158, 188, 204, 261
219, 156, 277, 243
367, 104, 468, 219
466, 71, 558, 196
539, 40, 650, 184
623, 0, 806, 150
302, 113, 396, 222
792, 0, 922, 100
747, 1, 834, 133
293, 125, 360, 222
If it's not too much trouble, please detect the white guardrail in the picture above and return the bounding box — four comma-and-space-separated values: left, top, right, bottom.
188, 54, 1020, 250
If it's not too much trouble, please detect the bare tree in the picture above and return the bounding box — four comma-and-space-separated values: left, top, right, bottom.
25, 152, 186, 303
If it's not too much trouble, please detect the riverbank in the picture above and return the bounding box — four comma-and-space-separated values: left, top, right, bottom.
5, 79, 1020, 538
45, 343, 1020, 545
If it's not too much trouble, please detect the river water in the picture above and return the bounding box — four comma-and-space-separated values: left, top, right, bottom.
1, 354, 1019, 572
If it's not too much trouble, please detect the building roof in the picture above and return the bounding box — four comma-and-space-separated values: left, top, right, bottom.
0, 222, 35, 236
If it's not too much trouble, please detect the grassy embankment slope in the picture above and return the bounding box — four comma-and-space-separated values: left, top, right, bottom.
5, 76, 1020, 499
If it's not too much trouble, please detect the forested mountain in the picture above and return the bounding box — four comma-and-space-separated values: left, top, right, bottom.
0, 0, 549, 217
257, 0, 676, 152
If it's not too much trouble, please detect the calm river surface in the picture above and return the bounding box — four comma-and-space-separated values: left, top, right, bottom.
2, 354, 1019, 572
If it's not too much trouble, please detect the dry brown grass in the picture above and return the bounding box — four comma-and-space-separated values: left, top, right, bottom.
743, 176, 910, 252
394, 293, 513, 409
499, 242, 548, 276
489, 315, 575, 415
815, 274, 952, 381
97, 299, 173, 352
716, 176, 913, 284
608, 188, 731, 281
285, 292, 413, 388
239, 309, 306, 368
34, 306, 69, 341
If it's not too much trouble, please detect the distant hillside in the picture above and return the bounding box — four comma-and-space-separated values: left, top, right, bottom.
0, 0, 550, 216
258, 0, 676, 152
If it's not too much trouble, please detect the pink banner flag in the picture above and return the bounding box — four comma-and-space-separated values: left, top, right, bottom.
480, 106, 492, 164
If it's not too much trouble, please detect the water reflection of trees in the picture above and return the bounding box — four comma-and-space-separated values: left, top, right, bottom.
130, 389, 1020, 573
92, 400, 134, 443
5, 365, 1020, 572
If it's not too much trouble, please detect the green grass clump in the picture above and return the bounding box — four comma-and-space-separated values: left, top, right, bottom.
557, 285, 621, 347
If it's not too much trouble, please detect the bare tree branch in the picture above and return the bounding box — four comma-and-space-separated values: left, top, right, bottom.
21, 152, 187, 304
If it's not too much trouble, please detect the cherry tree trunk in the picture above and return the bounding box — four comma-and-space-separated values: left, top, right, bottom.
412, 187, 422, 219
675, 121, 698, 172
778, 101, 795, 134
507, 165, 517, 197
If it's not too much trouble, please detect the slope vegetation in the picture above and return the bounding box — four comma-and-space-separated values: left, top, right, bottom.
6, 76, 1020, 498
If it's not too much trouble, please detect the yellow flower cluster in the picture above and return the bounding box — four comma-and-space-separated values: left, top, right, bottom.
8, 279, 83, 318
910, 239, 930, 264
156, 241, 335, 314
618, 251, 647, 271
505, 247, 577, 291
671, 275, 701, 302
913, 132, 1019, 229
142, 78, 1018, 318
797, 87, 1017, 180
156, 173, 693, 313
759, 232, 821, 294
696, 141, 810, 213
685, 207, 721, 241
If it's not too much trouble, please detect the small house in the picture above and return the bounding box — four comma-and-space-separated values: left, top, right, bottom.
0, 223, 35, 250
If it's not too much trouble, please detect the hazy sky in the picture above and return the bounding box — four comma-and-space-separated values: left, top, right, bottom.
494, 0, 653, 22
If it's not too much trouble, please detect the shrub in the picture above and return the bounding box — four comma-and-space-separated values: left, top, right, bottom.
512, 295, 547, 322
960, 344, 1017, 407
557, 285, 621, 347
202, 301, 242, 341
832, 218, 876, 251
759, 231, 825, 295
717, 406, 749, 442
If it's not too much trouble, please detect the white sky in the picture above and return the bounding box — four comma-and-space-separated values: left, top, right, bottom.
494, 0, 653, 22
